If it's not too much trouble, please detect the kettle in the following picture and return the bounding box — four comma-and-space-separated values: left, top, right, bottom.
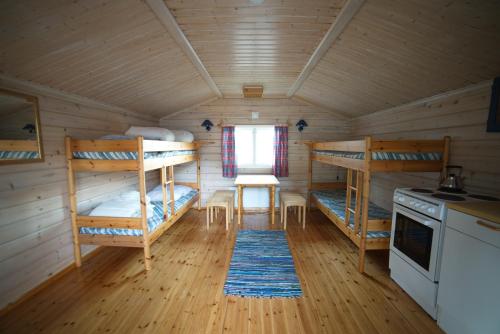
440, 165, 465, 191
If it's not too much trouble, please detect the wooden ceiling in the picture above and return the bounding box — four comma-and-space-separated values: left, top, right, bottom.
295, 0, 500, 117
165, 0, 346, 98
0, 0, 214, 116
1, 0, 499, 117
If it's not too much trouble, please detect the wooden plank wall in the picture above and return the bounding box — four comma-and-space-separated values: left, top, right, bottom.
160, 98, 350, 207
351, 82, 500, 210
0, 86, 157, 309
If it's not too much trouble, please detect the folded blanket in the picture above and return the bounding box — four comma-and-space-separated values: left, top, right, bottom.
99, 134, 134, 140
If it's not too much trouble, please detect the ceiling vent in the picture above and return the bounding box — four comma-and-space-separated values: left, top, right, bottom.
243, 85, 263, 98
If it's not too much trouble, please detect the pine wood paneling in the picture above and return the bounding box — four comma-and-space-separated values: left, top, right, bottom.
0, 0, 215, 116
351, 82, 500, 210
160, 98, 350, 207
0, 84, 158, 309
165, 0, 347, 97
297, 0, 500, 116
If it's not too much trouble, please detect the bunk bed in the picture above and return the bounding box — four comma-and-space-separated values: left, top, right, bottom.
307, 136, 450, 273
65, 136, 201, 271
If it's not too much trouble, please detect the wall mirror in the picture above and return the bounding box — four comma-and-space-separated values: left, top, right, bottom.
0, 89, 44, 164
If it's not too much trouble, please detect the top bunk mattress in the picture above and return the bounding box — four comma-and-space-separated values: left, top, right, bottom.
313, 150, 442, 161
73, 150, 196, 160
311, 189, 391, 238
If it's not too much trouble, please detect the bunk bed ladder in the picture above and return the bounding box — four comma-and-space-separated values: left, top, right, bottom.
344, 169, 362, 231
161, 166, 176, 220
168, 166, 175, 215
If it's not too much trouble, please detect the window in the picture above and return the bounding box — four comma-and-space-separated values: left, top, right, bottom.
235, 125, 274, 170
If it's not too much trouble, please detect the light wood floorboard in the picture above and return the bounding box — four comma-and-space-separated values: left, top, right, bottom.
0, 209, 442, 334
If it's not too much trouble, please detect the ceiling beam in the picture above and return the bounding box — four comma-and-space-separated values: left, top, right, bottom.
146, 0, 222, 98
287, 0, 365, 97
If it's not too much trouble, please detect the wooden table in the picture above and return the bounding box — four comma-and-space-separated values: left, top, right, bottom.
234, 175, 280, 225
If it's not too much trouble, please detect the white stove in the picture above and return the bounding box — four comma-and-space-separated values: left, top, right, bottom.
389, 187, 499, 319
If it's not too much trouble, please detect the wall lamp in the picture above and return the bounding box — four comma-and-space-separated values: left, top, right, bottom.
201, 119, 214, 131
296, 119, 308, 132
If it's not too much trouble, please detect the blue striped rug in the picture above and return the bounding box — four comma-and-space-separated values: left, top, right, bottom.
224, 230, 302, 298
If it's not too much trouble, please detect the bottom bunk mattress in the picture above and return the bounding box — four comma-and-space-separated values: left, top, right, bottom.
311, 190, 391, 239
79, 189, 198, 236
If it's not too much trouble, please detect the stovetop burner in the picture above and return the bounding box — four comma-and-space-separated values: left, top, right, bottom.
432, 193, 466, 201
468, 194, 500, 201
410, 188, 434, 193
438, 187, 467, 194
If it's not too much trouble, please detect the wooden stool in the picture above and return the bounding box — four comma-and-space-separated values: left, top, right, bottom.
206, 191, 233, 230
217, 190, 235, 222
280, 192, 306, 230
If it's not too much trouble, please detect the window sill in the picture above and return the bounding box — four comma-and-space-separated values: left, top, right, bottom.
237, 167, 273, 175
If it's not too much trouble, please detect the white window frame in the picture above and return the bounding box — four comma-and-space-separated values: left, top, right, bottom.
235, 125, 274, 173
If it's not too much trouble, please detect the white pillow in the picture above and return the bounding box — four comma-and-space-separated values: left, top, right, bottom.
90, 199, 154, 218
148, 185, 164, 202
148, 184, 193, 202
171, 130, 194, 143
119, 191, 150, 204
125, 126, 175, 141
174, 185, 194, 198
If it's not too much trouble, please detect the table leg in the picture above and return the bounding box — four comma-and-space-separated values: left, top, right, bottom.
238, 185, 243, 225
270, 185, 275, 225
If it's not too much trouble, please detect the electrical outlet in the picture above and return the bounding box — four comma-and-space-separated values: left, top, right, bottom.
252, 112, 259, 120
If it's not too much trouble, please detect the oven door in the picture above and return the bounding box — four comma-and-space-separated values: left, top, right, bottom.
390, 204, 441, 281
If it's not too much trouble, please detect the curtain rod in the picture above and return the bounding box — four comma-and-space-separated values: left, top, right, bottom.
216, 122, 290, 127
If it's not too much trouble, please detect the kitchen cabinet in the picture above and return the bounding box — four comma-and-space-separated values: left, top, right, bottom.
437, 209, 500, 334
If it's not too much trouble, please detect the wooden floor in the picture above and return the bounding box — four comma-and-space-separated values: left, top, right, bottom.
0, 209, 442, 334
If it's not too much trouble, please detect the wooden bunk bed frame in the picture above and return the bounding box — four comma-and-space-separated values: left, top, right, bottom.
308, 136, 450, 273
65, 136, 201, 271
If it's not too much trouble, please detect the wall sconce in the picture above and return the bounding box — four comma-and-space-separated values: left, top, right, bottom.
23, 123, 36, 134
201, 119, 214, 131
296, 119, 308, 132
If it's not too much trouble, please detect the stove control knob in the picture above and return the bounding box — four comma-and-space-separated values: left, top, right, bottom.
415, 203, 422, 208
427, 208, 436, 214
409, 201, 415, 206
420, 204, 428, 210
398, 197, 405, 202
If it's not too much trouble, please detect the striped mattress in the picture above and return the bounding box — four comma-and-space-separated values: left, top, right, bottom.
311, 190, 391, 239
73, 150, 195, 160
79, 190, 198, 236
0, 151, 39, 159
313, 150, 442, 161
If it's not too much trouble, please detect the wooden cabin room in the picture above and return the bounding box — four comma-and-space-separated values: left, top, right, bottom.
1, 0, 499, 333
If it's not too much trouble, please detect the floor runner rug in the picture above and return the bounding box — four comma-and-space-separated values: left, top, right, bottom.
224, 230, 302, 298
